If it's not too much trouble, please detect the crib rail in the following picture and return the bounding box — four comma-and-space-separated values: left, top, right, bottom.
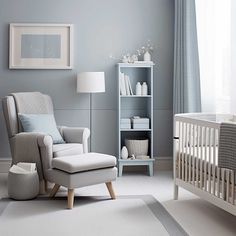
174, 114, 236, 216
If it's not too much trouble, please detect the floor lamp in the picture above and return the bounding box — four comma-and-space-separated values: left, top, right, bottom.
77, 72, 105, 151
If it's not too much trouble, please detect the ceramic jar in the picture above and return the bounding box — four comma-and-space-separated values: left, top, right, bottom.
121, 146, 128, 159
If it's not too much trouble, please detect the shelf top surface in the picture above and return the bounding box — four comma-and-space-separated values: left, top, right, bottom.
120, 129, 152, 132
118, 158, 155, 162
118, 62, 154, 68
120, 95, 152, 98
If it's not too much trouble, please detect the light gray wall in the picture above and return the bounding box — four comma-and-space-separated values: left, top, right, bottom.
0, 0, 174, 158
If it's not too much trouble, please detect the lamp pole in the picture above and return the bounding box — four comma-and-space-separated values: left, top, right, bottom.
90, 93, 92, 152
77, 72, 105, 153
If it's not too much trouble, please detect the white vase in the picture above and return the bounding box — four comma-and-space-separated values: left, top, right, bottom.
141, 82, 148, 96
144, 51, 151, 62
136, 82, 142, 96
121, 146, 128, 159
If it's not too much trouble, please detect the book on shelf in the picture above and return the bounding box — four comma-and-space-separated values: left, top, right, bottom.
124, 75, 130, 95
119, 72, 126, 95
127, 76, 134, 95
120, 73, 134, 96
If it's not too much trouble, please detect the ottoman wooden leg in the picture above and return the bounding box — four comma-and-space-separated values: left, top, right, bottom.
49, 184, 60, 198
68, 189, 75, 209
106, 182, 116, 199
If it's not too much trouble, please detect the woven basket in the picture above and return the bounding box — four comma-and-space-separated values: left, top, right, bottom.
125, 139, 148, 156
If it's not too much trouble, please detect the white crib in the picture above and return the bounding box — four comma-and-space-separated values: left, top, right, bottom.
173, 113, 236, 216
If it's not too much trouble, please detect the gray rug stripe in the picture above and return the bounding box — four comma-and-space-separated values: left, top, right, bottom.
140, 195, 188, 236
118, 195, 188, 236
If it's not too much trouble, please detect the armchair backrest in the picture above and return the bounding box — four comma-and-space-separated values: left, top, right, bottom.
2, 93, 54, 138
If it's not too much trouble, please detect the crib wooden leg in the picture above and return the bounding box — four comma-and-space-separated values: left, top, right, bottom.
174, 184, 179, 200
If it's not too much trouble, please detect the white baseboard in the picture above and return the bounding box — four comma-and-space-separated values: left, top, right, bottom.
0, 156, 173, 173
0, 158, 11, 173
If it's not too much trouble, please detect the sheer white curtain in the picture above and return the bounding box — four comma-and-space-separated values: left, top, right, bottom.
195, 0, 235, 113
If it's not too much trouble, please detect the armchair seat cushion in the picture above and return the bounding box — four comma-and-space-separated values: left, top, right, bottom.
51, 153, 117, 173
53, 143, 83, 157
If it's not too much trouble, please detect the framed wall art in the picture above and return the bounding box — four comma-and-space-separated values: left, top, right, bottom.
9, 23, 73, 69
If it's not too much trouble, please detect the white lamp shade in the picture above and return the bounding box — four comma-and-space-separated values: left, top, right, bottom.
77, 72, 105, 93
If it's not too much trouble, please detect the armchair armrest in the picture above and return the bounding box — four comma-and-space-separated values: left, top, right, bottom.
12, 132, 53, 180
59, 127, 90, 153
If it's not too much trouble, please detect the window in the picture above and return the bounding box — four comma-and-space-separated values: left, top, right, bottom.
196, 0, 233, 113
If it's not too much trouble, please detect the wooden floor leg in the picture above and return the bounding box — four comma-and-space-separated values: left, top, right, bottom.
49, 184, 60, 198
106, 182, 116, 199
67, 189, 75, 209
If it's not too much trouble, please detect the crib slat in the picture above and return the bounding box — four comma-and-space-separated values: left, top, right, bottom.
212, 129, 216, 195
178, 122, 181, 179
204, 127, 208, 191
192, 125, 196, 185
188, 124, 192, 182
208, 128, 212, 193
226, 169, 230, 202
217, 167, 220, 198
231, 170, 235, 205
185, 123, 188, 182
221, 169, 225, 200
196, 125, 199, 187
182, 122, 185, 180
200, 126, 203, 189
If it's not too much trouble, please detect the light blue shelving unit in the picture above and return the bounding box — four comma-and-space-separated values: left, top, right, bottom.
117, 62, 155, 177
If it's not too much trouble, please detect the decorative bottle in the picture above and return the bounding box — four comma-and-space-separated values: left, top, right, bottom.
144, 51, 151, 62
136, 82, 142, 96
141, 82, 148, 96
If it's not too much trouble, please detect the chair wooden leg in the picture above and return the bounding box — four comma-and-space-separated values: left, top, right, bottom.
106, 182, 116, 199
49, 184, 60, 198
67, 189, 75, 209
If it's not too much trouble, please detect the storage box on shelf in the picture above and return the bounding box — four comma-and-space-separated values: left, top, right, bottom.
120, 118, 131, 129
117, 62, 155, 177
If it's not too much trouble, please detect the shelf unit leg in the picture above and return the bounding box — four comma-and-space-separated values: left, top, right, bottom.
118, 163, 123, 177
148, 163, 154, 176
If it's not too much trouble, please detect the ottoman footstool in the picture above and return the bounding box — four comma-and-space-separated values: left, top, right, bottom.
45, 153, 117, 209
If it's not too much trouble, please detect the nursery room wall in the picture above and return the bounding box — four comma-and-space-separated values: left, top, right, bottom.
0, 0, 174, 160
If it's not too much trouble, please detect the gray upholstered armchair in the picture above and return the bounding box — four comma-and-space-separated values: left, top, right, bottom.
2, 92, 90, 193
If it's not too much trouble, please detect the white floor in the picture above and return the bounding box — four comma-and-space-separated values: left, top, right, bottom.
0, 171, 236, 236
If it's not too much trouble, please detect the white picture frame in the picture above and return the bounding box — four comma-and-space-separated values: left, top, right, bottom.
9, 23, 73, 69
